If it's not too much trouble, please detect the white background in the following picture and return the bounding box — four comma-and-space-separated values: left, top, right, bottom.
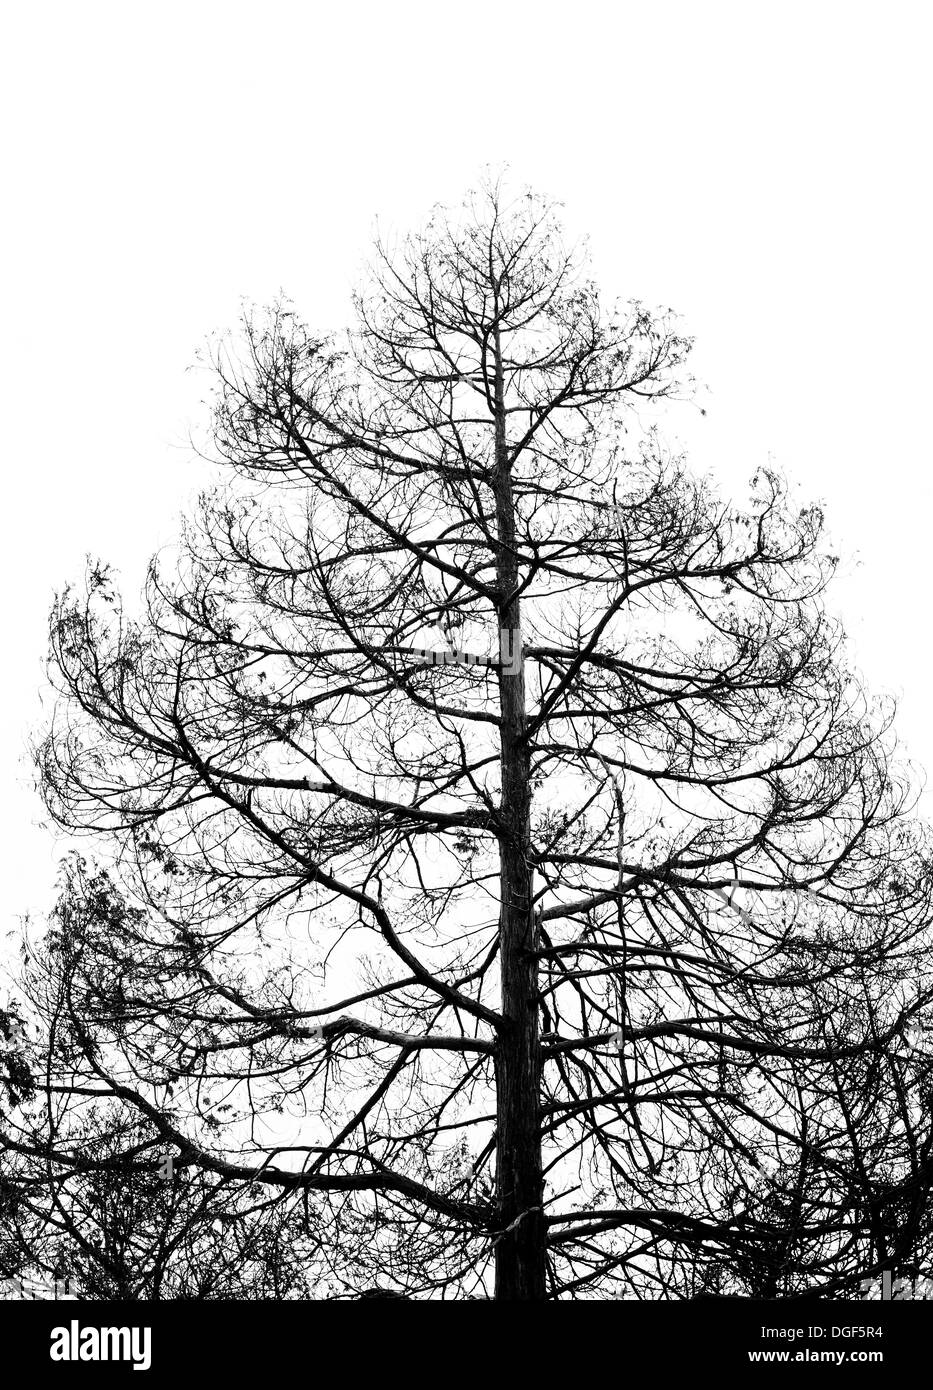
1, 1, 930, 939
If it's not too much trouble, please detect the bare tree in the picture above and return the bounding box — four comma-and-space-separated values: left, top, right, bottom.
19, 179, 933, 1299
2, 866, 326, 1300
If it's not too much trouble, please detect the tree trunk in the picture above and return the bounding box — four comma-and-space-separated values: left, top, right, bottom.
492, 325, 547, 1299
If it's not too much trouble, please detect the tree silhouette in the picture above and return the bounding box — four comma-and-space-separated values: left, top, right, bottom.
15, 178, 933, 1298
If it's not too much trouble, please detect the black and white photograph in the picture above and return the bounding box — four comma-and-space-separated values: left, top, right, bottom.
1, 0, 931, 1372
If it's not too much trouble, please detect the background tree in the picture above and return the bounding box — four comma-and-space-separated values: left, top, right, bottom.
15, 179, 933, 1299
1, 864, 326, 1300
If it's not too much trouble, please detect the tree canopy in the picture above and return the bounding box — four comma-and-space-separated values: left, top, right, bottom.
4, 179, 933, 1299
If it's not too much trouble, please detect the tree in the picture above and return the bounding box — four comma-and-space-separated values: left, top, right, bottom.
19, 178, 933, 1299
1, 864, 324, 1300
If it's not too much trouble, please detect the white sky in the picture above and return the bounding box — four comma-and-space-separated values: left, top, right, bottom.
1, 1, 931, 939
